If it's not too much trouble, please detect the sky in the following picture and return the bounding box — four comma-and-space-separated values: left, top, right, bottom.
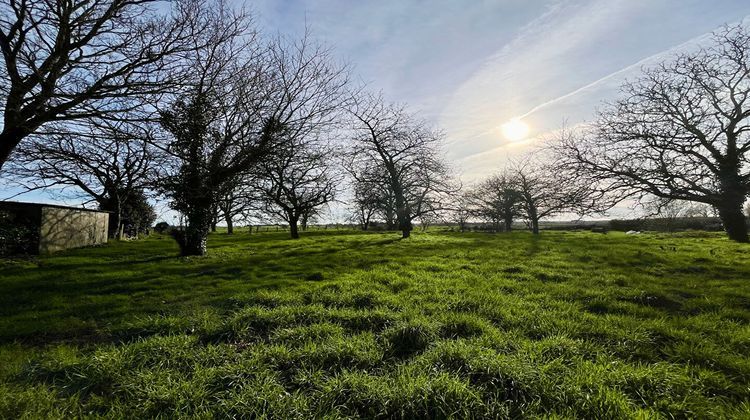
3, 0, 750, 220
253, 0, 750, 182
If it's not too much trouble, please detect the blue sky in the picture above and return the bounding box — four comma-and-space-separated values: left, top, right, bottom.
4, 0, 750, 218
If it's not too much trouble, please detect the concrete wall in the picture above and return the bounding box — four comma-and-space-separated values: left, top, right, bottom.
39, 207, 109, 254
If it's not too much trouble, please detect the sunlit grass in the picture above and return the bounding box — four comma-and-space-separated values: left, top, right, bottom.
1, 229, 749, 417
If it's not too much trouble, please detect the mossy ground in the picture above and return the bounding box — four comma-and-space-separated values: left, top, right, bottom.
1, 229, 749, 418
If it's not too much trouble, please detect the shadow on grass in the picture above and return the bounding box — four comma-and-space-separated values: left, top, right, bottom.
0, 230, 467, 344
2, 229, 749, 347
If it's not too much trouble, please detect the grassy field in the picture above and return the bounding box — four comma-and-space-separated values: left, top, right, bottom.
1, 229, 749, 418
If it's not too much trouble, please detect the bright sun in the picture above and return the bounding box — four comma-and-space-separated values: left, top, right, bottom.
501, 118, 530, 142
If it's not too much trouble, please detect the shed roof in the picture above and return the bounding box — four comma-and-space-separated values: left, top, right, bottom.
0, 201, 111, 213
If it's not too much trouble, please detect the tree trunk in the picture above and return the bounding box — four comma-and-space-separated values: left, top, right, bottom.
398, 209, 412, 238
385, 216, 395, 230
289, 217, 300, 239
504, 215, 513, 232
100, 193, 122, 239
716, 166, 749, 242
531, 218, 540, 235
181, 204, 212, 256
393, 184, 411, 239
183, 225, 209, 256
225, 214, 234, 235
716, 199, 748, 242
115, 197, 124, 240
108, 210, 122, 239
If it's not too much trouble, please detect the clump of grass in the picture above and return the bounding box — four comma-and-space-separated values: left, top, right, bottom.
226, 304, 329, 339
439, 313, 490, 339
382, 319, 439, 358
322, 367, 496, 418
328, 307, 399, 332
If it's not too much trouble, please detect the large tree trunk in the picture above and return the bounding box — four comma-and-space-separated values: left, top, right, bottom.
289, 217, 300, 239
717, 205, 747, 242
716, 166, 749, 242
716, 200, 748, 243
181, 204, 212, 256
504, 215, 513, 232
115, 198, 124, 240
183, 225, 209, 256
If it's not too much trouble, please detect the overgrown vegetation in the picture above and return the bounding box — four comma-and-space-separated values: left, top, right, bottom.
0, 209, 38, 256
1, 230, 749, 418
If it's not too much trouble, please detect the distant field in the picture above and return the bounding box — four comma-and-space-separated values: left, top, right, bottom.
1, 230, 749, 418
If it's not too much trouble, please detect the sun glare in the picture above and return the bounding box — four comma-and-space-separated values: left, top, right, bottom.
501, 118, 530, 142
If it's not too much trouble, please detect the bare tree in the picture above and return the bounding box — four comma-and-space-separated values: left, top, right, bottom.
469, 172, 523, 232
348, 180, 381, 230
450, 191, 473, 233
300, 206, 321, 231
348, 93, 456, 238
680, 201, 713, 218
5, 117, 159, 238
244, 34, 348, 240
344, 155, 399, 230
252, 136, 339, 239
512, 160, 600, 235
0, 0, 211, 170
552, 26, 750, 242
216, 182, 253, 235
644, 198, 690, 233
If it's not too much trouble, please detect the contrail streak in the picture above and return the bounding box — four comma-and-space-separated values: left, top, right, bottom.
519, 31, 715, 119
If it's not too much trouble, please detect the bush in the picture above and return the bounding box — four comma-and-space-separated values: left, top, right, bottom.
100, 189, 157, 237
154, 222, 170, 234
0, 210, 38, 256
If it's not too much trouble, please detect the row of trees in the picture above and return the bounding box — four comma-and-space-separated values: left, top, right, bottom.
1, 0, 749, 251
0, 0, 458, 254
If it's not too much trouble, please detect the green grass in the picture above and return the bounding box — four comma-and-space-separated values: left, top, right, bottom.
1, 229, 749, 418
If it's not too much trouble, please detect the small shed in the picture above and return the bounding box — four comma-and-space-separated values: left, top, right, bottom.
0, 201, 109, 254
